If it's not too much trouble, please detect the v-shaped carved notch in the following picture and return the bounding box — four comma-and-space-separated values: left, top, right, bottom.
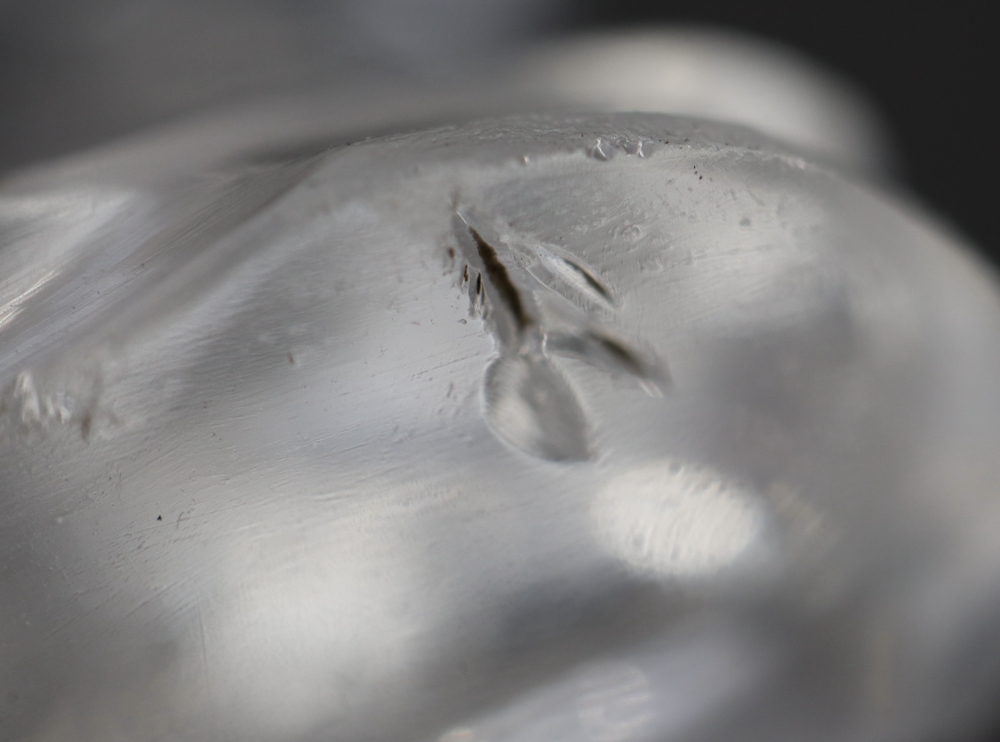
453, 209, 670, 462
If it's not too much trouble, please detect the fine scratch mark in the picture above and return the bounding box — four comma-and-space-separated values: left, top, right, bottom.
567, 258, 614, 304
468, 226, 532, 332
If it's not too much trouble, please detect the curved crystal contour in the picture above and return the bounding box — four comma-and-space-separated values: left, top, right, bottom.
3, 114, 1000, 742
512, 29, 893, 179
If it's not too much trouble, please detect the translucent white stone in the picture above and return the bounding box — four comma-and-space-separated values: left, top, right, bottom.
3, 109, 1000, 741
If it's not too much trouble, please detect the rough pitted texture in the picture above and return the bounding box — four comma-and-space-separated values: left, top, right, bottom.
3, 114, 1000, 742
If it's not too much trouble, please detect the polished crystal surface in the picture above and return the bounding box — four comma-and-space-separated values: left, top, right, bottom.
3, 109, 1000, 741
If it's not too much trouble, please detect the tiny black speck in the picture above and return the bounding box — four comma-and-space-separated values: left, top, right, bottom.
157, 515, 162, 521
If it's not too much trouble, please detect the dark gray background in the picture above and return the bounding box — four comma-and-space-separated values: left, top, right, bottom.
1, 1, 995, 261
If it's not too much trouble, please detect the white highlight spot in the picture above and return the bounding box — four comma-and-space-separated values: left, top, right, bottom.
592, 461, 762, 578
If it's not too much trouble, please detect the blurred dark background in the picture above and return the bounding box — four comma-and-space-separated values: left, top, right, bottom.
577, 1, 999, 267
0, 1, 995, 264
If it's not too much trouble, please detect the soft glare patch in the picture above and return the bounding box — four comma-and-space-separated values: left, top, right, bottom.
592, 461, 763, 578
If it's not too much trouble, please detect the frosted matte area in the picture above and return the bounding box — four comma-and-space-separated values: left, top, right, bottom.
3, 114, 1000, 741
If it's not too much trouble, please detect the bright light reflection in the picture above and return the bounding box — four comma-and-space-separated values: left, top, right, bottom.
591, 461, 763, 578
